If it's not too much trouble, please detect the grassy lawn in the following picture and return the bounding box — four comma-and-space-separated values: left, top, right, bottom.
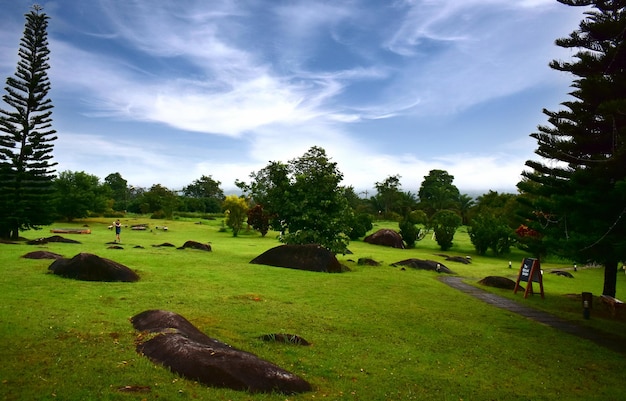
1, 217, 625, 400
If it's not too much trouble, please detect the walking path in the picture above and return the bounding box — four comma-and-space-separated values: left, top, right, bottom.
439, 276, 625, 356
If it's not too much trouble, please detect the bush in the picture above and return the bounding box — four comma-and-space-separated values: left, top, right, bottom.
348, 213, 373, 240
468, 214, 514, 256
431, 210, 462, 251
399, 218, 418, 248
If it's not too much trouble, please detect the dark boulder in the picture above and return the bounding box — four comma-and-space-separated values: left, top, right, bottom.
250, 244, 343, 273
48, 253, 139, 282
391, 258, 455, 274
550, 270, 574, 278
478, 276, 518, 290
179, 240, 212, 252
357, 258, 381, 266
436, 254, 472, 264
364, 229, 404, 249
22, 251, 64, 260
131, 310, 311, 394
27, 235, 81, 245
152, 242, 176, 248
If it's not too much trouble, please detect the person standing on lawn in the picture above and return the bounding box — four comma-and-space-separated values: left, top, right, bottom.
114, 219, 122, 242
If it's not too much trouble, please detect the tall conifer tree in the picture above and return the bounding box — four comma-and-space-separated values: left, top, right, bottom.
518, 0, 626, 296
0, 5, 57, 239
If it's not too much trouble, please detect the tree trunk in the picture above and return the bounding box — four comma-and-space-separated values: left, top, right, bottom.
602, 260, 618, 297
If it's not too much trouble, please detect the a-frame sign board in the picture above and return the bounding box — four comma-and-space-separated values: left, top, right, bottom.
513, 258, 544, 299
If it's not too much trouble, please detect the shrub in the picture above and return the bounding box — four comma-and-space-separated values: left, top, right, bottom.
431, 210, 462, 251
399, 218, 418, 248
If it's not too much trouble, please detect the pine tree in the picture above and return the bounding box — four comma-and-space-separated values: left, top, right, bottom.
0, 5, 57, 239
518, 0, 626, 296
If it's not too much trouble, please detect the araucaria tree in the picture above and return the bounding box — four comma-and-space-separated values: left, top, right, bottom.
517, 0, 626, 297
0, 6, 57, 239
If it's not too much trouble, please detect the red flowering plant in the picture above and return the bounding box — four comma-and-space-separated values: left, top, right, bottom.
515, 223, 544, 258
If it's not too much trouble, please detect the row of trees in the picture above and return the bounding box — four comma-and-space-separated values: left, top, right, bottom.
1, 2, 624, 296
51, 172, 225, 220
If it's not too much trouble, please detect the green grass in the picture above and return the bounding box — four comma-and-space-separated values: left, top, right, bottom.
0, 217, 625, 400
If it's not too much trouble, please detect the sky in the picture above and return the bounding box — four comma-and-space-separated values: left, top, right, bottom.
0, 0, 590, 196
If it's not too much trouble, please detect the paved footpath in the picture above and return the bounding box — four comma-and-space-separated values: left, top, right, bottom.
439, 276, 625, 356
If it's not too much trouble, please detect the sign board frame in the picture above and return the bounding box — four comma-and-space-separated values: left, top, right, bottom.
513, 258, 544, 298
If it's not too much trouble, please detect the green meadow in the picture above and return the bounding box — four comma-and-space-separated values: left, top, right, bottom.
0, 217, 624, 401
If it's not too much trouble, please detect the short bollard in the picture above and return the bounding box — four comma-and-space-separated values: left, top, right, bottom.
582, 292, 593, 319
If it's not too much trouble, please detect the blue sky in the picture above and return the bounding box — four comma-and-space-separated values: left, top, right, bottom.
0, 0, 589, 195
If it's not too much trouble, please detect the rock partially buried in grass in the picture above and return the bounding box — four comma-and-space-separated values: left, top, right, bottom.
178, 240, 212, 252
250, 244, 344, 273
27, 235, 81, 245
131, 310, 312, 394
48, 253, 139, 282
550, 270, 574, 278
478, 276, 518, 290
152, 242, 176, 248
22, 250, 64, 260
391, 258, 455, 274
357, 258, 381, 266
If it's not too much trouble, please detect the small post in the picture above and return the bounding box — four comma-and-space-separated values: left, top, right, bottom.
582, 292, 592, 319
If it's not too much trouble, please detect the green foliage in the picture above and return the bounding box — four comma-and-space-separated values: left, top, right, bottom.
417, 169, 461, 217
135, 184, 179, 219
409, 209, 428, 225
468, 213, 514, 256
399, 217, 418, 248
53, 171, 109, 221
240, 146, 353, 253
181, 175, 225, 213
0, 6, 57, 239
347, 212, 373, 240
222, 195, 248, 237
431, 210, 462, 251
103, 172, 128, 211
470, 190, 518, 227
370, 175, 417, 218
518, 1, 626, 296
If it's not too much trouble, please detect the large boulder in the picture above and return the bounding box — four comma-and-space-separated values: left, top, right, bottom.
131, 310, 312, 394
250, 244, 343, 273
48, 253, 139, 282
364, 229, 405, 249
391, 258, 455, 274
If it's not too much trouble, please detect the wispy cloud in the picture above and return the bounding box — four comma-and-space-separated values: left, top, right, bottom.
1, 0, 590, 192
